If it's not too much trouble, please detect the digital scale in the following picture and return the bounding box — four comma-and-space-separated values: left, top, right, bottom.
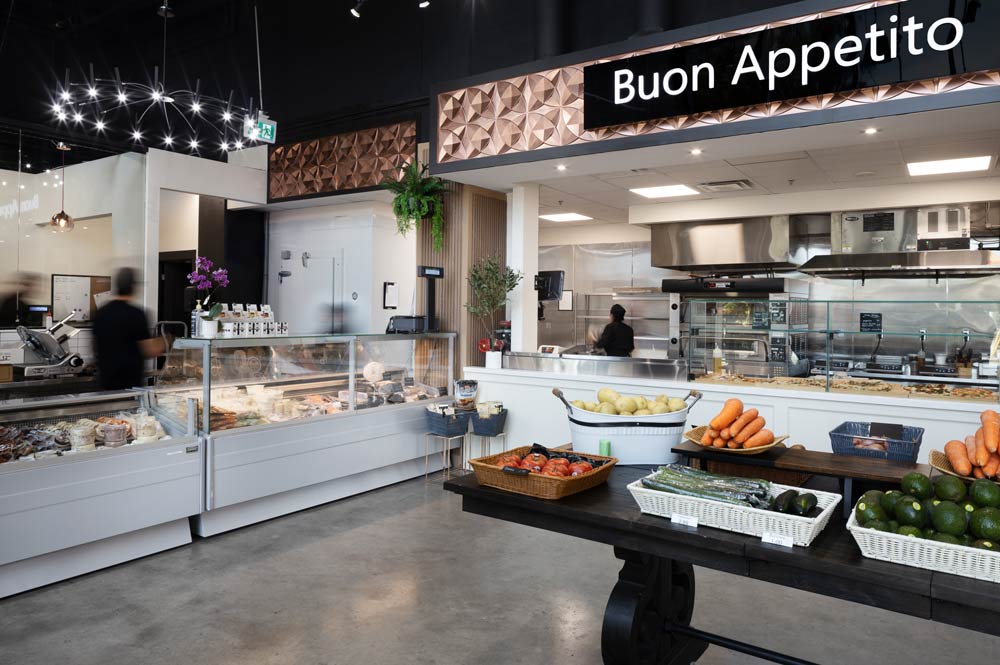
920, 365, 958, 377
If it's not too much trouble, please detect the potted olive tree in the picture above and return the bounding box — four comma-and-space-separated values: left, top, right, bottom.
466, 255, 523, 369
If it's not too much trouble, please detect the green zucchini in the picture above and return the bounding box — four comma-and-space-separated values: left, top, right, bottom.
640, 477, 752, 506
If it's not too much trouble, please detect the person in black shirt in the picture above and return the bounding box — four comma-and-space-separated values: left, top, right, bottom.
93, 268, 168, 390
592, 304, 635, 358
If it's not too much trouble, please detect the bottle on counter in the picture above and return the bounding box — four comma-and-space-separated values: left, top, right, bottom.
191, 300, 202, 338
712, 344, 724, 374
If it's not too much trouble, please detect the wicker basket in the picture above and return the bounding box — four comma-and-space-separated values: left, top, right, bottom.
469, 445, 618, 500
829, 421, 924, 463
628, 476, 842, 547
847, 511, 1000, 583
425, 408, 473, 437
472, 409, 508, 437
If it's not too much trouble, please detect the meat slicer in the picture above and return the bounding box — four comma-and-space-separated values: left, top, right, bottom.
2, 313, 85, 379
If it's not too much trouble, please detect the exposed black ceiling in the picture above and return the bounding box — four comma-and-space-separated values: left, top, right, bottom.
0, 0, 805, 167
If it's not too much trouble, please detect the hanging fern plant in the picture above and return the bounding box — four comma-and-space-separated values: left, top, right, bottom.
383, 160, 448, 251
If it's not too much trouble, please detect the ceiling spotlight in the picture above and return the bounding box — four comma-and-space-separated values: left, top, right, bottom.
220, 141, 229, 152
222, 111, 232, 122
690, 148, 703, 156
161, 95, 175, 103
419, 1, 430, 7
87, 87, 98, 98
51, 103, 62, 113
191, 102, 201, 113
152, 90, 162, 101
157, 2, 175, 18
556, 164, 567, 172
95, 120, 105, 131
45, 169, 51, 174
60, 91, 71, 102
351, 0, 365, 17
19, 185, 25, 190
189, 139, 199, 149
864, 128, 879, 135
163, 135, 173, 146
24, 163, 30, 169
117, 90, 127, 103
73, 112, 84, 123
1, 181, 5, 186
244, 116, 254, 127
57, 111, 67, 121
132, 130, 143, 141
43, 182, 48, 187
235, 140, 243, 150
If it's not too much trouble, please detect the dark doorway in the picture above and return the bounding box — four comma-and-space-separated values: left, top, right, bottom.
158, 250, 196, 336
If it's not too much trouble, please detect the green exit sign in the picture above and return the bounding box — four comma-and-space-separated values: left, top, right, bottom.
255, 118, 277, 144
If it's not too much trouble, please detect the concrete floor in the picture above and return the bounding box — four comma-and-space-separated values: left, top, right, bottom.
3, 473, 1000, 665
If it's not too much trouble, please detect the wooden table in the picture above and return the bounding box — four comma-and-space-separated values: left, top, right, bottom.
444, 468, 1000, 665
672, 441, 933, 518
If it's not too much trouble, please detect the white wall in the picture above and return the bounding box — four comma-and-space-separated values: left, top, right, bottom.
267, 202, 417, 334
158, 190, 199, 254
540, 222, 651, 247
143, 148, 267, 319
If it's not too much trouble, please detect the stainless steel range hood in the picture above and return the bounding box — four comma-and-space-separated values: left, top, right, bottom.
799, 249, 1000, 278
650, 216, 797, 275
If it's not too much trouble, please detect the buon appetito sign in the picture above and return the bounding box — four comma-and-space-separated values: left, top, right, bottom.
583, 1, 1000, 130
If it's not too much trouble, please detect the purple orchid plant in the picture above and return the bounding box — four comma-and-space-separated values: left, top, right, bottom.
188, 256, 230, 320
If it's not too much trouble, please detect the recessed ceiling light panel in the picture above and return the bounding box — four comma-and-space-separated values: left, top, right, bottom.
630, 185, 700, 199
539, 213, 593, 223
907, 156, 992, 177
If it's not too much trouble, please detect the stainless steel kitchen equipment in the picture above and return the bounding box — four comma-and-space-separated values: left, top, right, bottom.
2, 314, 85, 380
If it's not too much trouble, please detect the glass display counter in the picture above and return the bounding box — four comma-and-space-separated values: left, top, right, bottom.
0, 391, 201, 597
688, 299, 1000, 404
150, 333, 456, 537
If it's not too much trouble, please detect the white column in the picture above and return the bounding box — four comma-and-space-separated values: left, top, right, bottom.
508, 184, 539, 352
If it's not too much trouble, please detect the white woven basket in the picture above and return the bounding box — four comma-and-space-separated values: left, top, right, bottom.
847, 512, 1000, 583
627, 476, 842, 547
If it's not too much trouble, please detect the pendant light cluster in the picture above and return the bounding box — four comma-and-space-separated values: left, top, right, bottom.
48, 3, 264, 155
351, 0, 430, 18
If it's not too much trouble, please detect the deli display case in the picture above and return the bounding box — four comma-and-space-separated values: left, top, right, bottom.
688, 299, 1000, 404
0, 391, 202, 597
149, 333, 456, 536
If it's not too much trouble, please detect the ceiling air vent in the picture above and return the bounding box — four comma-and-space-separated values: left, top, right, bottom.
697, 179, 755, 193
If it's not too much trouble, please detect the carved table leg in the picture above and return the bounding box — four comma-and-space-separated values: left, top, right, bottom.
601, 547, 706, 665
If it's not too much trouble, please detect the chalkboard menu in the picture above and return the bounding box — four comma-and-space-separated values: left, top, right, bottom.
860, 313, 883, 333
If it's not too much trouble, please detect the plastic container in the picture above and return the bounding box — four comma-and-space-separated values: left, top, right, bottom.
100, 423, 128, 448
70, 425, 96, 451
829, 421, 924, 463
556, 389, 702, 465
472, 409, 508, 436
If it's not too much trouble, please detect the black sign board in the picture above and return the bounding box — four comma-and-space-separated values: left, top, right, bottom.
584, 1, 1000, 130
769, 302, 788, 325
751, 310, 771, 330
860, 313, 883, 333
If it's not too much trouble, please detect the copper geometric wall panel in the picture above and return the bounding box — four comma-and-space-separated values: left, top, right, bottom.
437, 0, 1000, 165
269, 120, 417, 201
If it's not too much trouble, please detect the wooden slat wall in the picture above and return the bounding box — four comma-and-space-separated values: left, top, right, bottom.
415, 181, 508, 375
464, 187, 508, 368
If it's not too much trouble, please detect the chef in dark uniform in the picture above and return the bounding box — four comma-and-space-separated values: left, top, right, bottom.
593, 304, 635, 357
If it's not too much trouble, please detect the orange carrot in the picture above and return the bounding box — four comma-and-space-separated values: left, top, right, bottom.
945, 440, 973, 476
712, 437, 725, 448
734, 417, 766, 445
710, 399, 744, 431
986, 453, 1000, 479
743, 429, 775, 449
974, 467, 986, 479
728, 409, 759, 437
701, 429, 718, 446
966, 435, 978, 466
727, 439, 740, 449
976, 427, 990, 467
983, 410, 1000, 453
720, 428, 732, 441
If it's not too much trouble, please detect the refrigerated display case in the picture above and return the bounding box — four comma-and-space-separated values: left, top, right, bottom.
688, 299, 1000, 404
150, 333, 456, 536
0, 391, 202, 597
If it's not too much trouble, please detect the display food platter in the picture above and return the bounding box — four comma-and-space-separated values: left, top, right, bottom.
469, 445, 618, 500
683, 425, 787, 455
848, 510, 1000, 583
628, 475, 841, 547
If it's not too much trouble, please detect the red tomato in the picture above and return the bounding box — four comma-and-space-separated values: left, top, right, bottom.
541, 469, 567, 478
568, 462, 594, 477
521, 453, 547, 472
497, 455, 522, 468
542, 462, 568, 475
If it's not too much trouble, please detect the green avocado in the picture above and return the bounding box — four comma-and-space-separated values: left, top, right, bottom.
974, 540, 998, 550
970, 507, 1000, 541
880, 490, 904, 516
865, 520, 892, 532
855, 499, 888, 525
935, 475, 967, 502
931, 533, 962, 545
901, 472, 934, 500
897, 525, 922, 538
970, 479, 1000, 508
895, 496, 927, 528
931, 501, 968, 537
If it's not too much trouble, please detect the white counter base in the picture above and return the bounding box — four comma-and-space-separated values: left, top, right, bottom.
464, 368, 987, 464
0, 518, 191, 598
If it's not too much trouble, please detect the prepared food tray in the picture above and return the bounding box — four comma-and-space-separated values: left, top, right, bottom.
906, 383, 999, 403
628, 465, 841, 547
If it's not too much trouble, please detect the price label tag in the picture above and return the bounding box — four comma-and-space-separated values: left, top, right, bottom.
671, 514, 699, 528
762, 532, 795, 548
